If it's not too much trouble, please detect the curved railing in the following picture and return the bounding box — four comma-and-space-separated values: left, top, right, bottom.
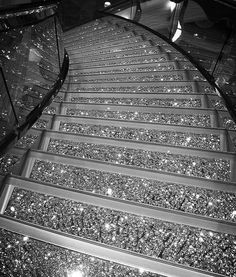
0, 0, 69, 157
100, 0, 236, 124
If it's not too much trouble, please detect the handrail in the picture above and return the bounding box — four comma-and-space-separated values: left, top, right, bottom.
0, 0, 59, 15
99, 11, 236, 124
0, 1, 59, 32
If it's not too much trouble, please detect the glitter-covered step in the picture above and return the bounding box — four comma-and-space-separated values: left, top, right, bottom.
58, 92, 227, 111
63, 21, 110, 38
68, 71, 206, 86
63, 81, 215, 94
0, 226, 169, 277
2, 182, 236, 276
0, 219, 222, 277
51, 117, 226, 152
68, 61, 197, 76
62, 93, 204, 108
67, 35, 146, 53
35, 131, 236, 182
20, 114, 235, 153
65, 30, 136, 49
69, 46, 166, 64
69, 40, 153, 58
24, 156, 236, 221
64, 25, 126, 44
59, 104, 217, 128
69, 54, 172, 69
65, 31, 137, 51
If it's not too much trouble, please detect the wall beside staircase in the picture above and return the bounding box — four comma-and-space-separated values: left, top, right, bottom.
0, 15, 236, 277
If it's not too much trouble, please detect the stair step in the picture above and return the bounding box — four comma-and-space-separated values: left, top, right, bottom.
64, 22, 110, 38
65, 28, 133, 48
67, 70, 206, 86
20, 154, 235, 218
34, 131, 234, 181
63, 93, 203, 107
54, 118, 222, 151
69, 40, 153, 58
58, 92, 225, 110
67, 36, 146, 53
61, 81, 216, 95
0, 217, 221, 277
68, 61, 198, 76
65, 30, 136, 50
69, 46, 166, 63
64, 25, 122, 44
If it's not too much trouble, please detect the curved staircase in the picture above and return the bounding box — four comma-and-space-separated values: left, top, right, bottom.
0, 16, 236, 277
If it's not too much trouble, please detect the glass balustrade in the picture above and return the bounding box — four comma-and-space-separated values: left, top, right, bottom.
0, 0, 69, 156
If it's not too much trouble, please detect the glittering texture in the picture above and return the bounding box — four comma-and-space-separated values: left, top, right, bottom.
70, 36, 144, 50
209, 99, 226, 110
73, 85, 194, 94
69, 32, 133, 48
32, 119, 48, 129
43, 106, 56, 114
16, 134, 38, 148
70, 42, 151, 57
70, 55, 169, 68
70, 73, 185, 83
222, 117, 236, 130
31, 160, 236, 221
0, 154, 20, 174
66, 109, 211, 127
72, 48, 161, 62
69, 97, 201, 108
47, 139, 230, 181
5, 188, 236, 276
0, 229, 163, 277
59, 122, 220, 150
72, 64, 176, 76
76, 29, 125, 42
54, 95, 63, 102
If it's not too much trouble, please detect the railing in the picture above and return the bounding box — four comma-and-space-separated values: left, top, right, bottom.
101, 0, 236, 123
0, 0, 69, 157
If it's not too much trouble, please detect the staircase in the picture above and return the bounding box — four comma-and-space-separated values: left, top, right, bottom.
0, 16, 236, 277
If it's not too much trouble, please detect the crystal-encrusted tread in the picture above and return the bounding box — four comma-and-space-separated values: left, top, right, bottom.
30, 160, 236, 222
47, 139, 230, 181
5, 188, 236, 276
0, 228, 164, 277
69, 83, 215, 94
65, 109, 211, 127
67, 97, 202, 108
70, 48, 162, 63
69, 41, 152, 57
59, 122, 220, 150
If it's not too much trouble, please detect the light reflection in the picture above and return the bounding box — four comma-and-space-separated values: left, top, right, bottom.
104, 1, 111, 8
67, 269, 83, 277
166, 0, 176, 12
172, 21, 182, 42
